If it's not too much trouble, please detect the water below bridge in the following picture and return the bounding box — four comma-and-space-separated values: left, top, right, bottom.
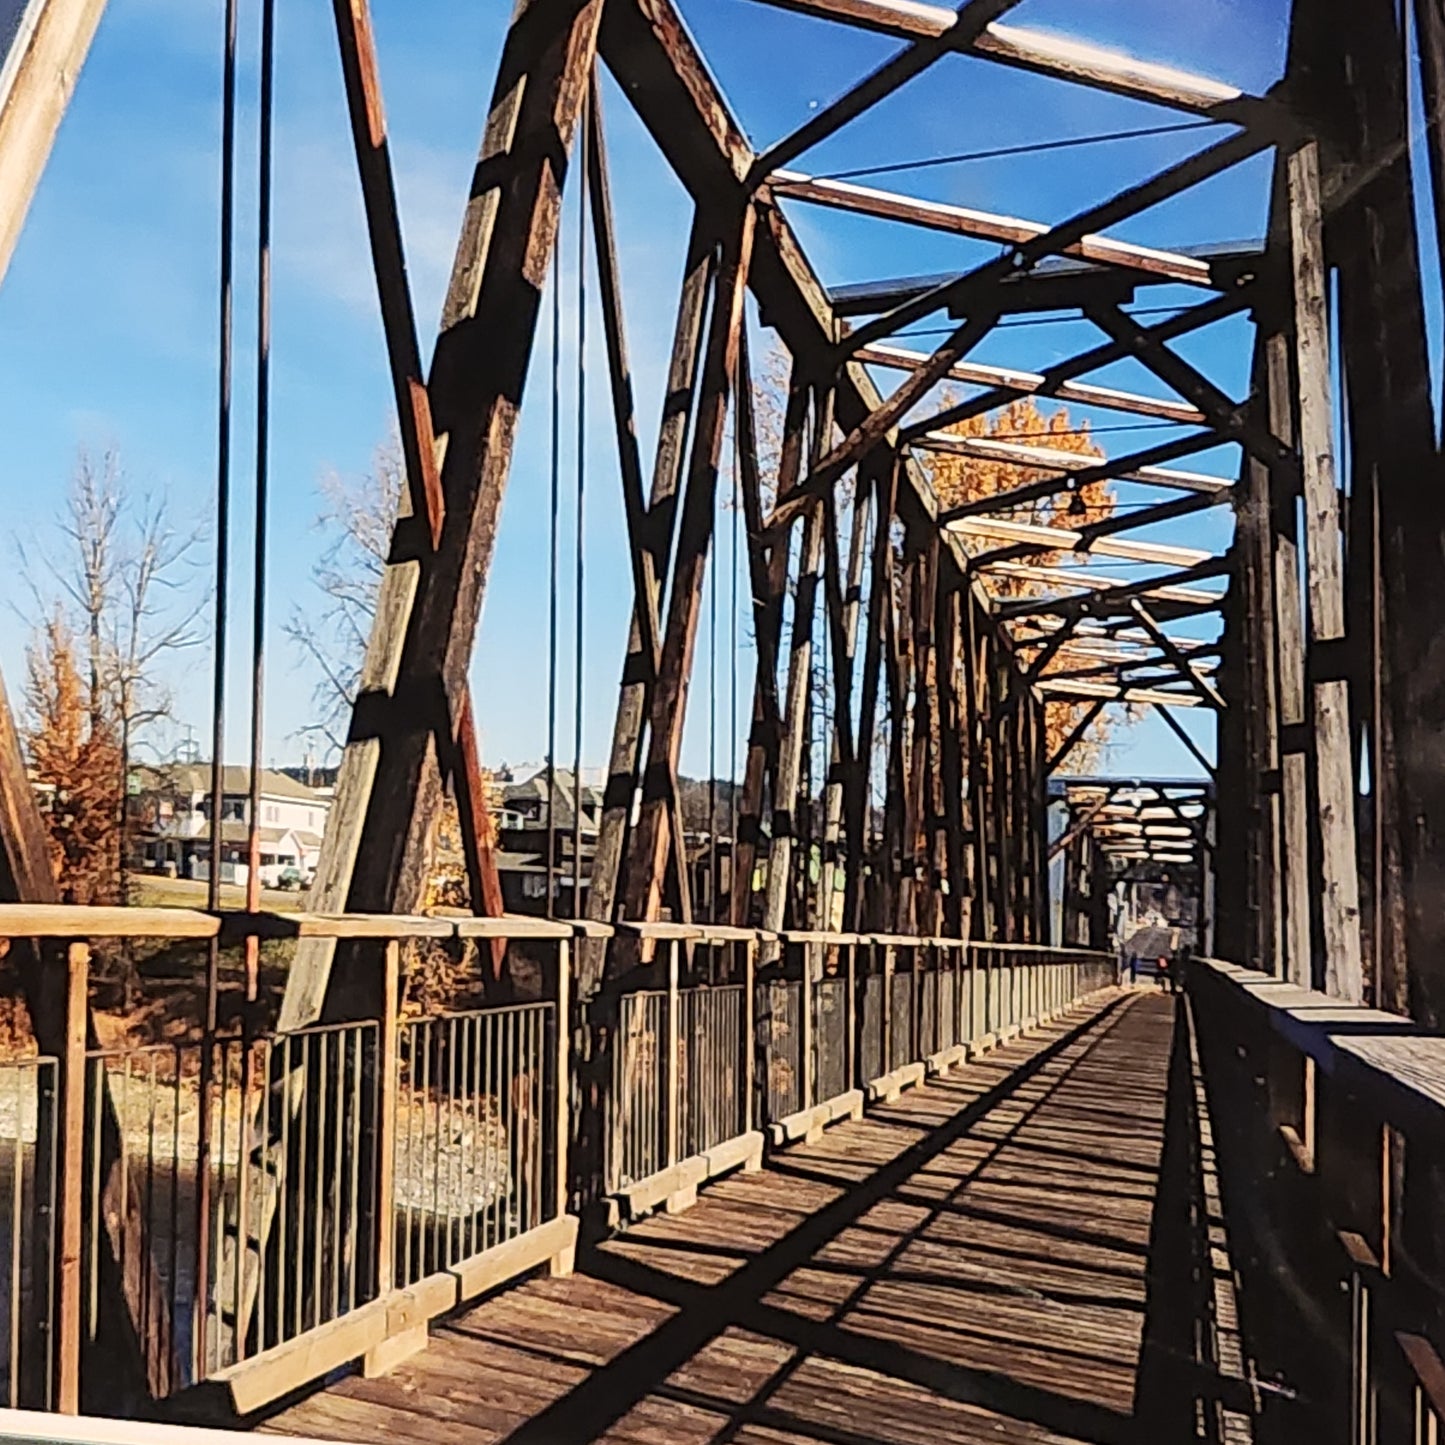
258, 990, 1306, 1445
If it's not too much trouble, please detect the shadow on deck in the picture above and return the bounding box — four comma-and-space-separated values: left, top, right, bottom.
258, 991, 1300, 1445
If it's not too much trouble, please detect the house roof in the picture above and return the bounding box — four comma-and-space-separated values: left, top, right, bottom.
502, 769, 603, 832
139, 763, 328, 803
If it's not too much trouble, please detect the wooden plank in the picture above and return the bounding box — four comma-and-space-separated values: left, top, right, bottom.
451, 688, 506, 979
1288, 139, 1362, 1002
950, 514, 1214, 570
0, 0, 107, 289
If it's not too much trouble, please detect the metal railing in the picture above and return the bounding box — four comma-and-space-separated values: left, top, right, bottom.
0, 904, 1116, 1418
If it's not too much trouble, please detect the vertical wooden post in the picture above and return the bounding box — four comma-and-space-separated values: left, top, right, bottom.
664, 939, 679, 1169
550, 937, 573, 1274
881, 943, 895, 1074
1289, 138, 1363, 1001
845, 941, 858, 1090
799, 941, 815, 1111
373, 939, 399, 1299
56, 941, 87, 1415
743, 939, 756, 1135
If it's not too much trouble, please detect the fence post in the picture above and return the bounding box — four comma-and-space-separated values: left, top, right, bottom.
665, 939, 679, 1170
845, 942, 857, 1091
800, 941, 814, 1111
550, 937, 574, 1275
743, 939, 756, 1136
55, 941, 87, 1414
881, 943, 895, 1074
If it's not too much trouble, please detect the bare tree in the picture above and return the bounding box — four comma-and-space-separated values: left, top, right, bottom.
285, 434, 403, 754
20, 447, 206, 906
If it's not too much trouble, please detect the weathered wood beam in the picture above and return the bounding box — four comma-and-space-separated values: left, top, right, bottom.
855, 342, 1206, 424
1128, 597, 1226, 711
925, 431, 1232, 505
0, 0, 108, 288
620, 205, 755, 933
1038, 679, 1204, 707
731, 343, 808, 927
330, 0, 444, 548
1156, 701, 1216, 775
837, 126, 1268, 357
993, 555, 1229, 620
1289, 138, 1363, 1002
764, 387, 830, 938
585, 190, 712, 980
770, 170, 1217, 284
753, 0, 1025, 178
955, 514, 1215, 569
742, 0, 1261, 119
283, 0, 606, 1028
904, 288, 1253, 440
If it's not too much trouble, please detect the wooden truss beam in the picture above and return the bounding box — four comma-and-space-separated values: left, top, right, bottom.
854, 342, 1206, 424
747, 0, 1261, 120
955, 514, 1215, 569
904, 288, 1253, 441
0, 0, 109, 288
769, 170, 1217, 285
282, 0, 606, 1028
924, 431, 1232, 505
754, 0, 1026, 177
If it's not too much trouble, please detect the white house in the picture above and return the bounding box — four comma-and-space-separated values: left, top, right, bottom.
134, 764, 331, 889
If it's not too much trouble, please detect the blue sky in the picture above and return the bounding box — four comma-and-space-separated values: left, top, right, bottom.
0, 0, 1308, 784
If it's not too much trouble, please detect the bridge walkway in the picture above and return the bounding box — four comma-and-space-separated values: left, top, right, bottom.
262, 991, 1268, 1445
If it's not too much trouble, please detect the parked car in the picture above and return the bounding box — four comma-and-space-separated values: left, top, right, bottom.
276, 865, 306, 891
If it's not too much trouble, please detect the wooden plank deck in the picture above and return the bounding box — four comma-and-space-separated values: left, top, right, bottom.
261, 990, 1215, 1445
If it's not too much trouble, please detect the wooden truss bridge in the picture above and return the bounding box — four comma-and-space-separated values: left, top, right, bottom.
0, 0, 1443, 1440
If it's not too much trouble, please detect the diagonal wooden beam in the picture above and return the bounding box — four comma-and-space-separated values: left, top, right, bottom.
767, 307, 1000, 531
927, 431, 1233, 516
901, 289, 1253, 441
752, 0, 1025, 178
0, 0, 110, 289
835, 126, 1269, 357
994, 554, 1231, 621
958, 514, 1215, 569
1128, 597, 1227, 711
1086, 299, 1297, 475
283, 0, 607, 1029
331, 0, 444, 549
745, 0, 1264, 120
1156, 701, 1216, 775
620, 205, 756, 936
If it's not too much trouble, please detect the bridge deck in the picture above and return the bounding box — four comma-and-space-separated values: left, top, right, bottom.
263, 991, 1244, 1444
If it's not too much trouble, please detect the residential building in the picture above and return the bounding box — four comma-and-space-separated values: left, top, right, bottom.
130, 763, 332, 888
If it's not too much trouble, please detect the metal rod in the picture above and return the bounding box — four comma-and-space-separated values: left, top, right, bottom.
198, 0, 238, 1374
244, 0, 277, 1002
573, 86, 588, 923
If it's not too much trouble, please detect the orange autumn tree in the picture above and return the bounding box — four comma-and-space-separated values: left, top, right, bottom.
923, 395, 1118, 772
25, 613, 124, 904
